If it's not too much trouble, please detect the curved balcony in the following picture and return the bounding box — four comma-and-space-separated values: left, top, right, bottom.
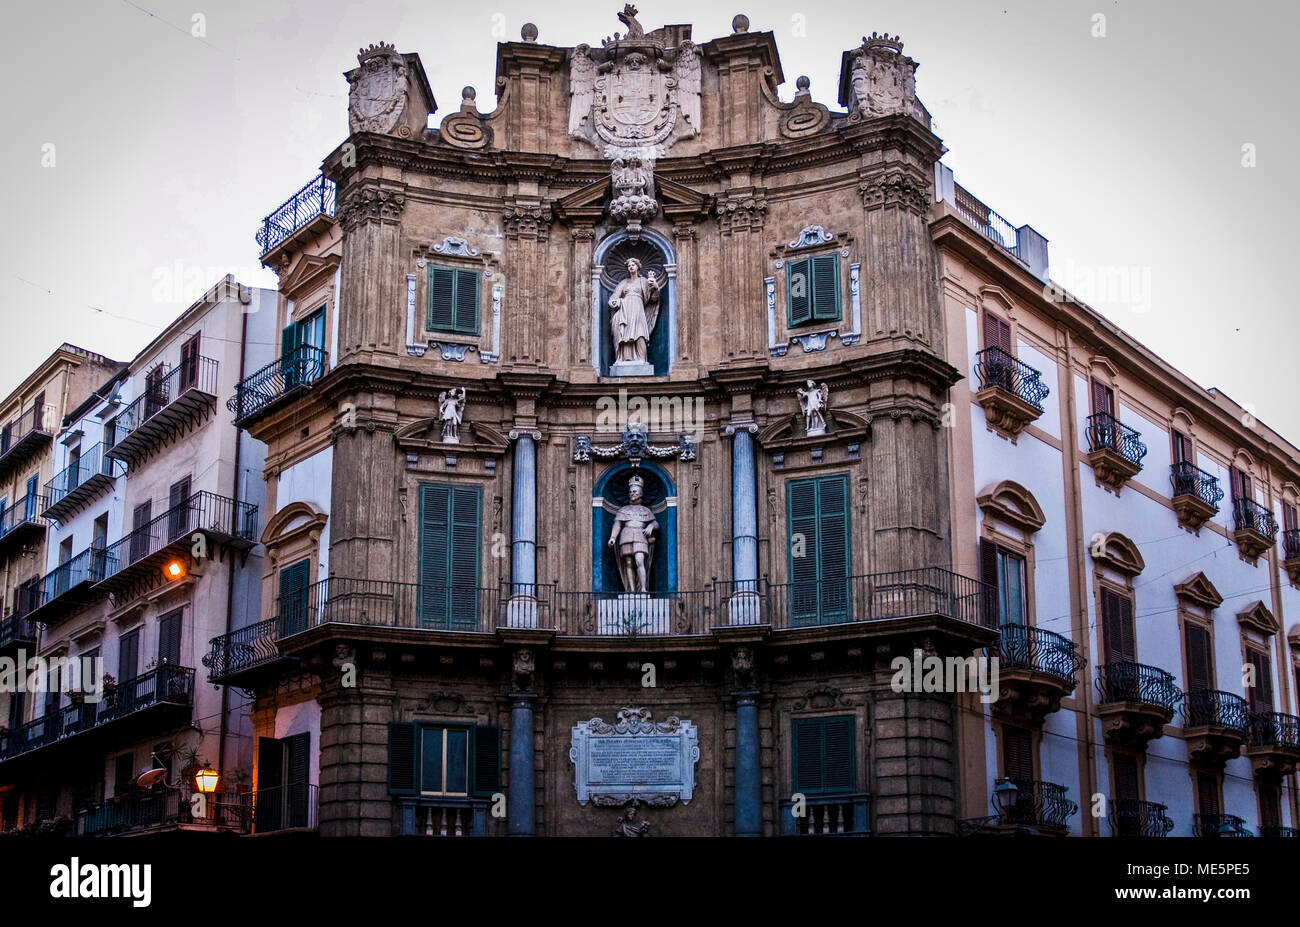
0, 493, 46, 558
1170, 462, 1223, 531
256, 173, 336, 259
1096, 661, 1180, 747
43, 443, 123, 523
203, 618, 293, 686
1283, 529, 1300, 585
1109, 798, 1174, 837
1182, 688, 1250, 765
972, 347, 1049, 439
962, 779, 1078, 835
1084, 412, 1147, 492
0, 402, 56, 480
1260, 825, 1300, 838
1193, 813, 1253, 837
1245, 710, 1300, 777
1232, 498, 1278, 562
104, 357, 219, 467
227, 344, 328, 428
991, 623, 1083, 722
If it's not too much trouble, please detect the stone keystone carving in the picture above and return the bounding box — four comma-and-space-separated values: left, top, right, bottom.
348, 42, 409, 134
846, 32, 919, 122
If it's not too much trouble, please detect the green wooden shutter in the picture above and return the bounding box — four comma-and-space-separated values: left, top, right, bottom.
285, 732, 310, 827
453, 270, 480, 334
811, 253, 841, 321
277, 559, 310, 636
472, 725, 501, 797
792, 716, 855, 795
388, 722, 417, 795
792, 717, 823, 793
418, 484, 451, 627
822, 715, 855, 792
787, 479, 819, 624
256, 737, 285, 832
448, 487, 482, 629
427, 267, 456, 330
786, 257, 812, 326
817, 476, 850, 621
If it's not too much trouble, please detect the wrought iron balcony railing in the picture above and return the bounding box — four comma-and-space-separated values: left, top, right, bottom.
994, 623, 1083, 687
0, 665, 195, 763
107, 356, 219, 461
1084, 412, 1148, 467
756, 568, 995, 631
1182, 688, 1250, 733
0, 612, 36, 653
1193, 813, 1253, 837
1232, 497, 1278, 541
227, 344, 328, 425
1109, 799, 1174, 837
1284, 528, 1300, 561
997, 779, 1079, 830
23, 545, 108, 620
1095, 661, 1181, 712
0, 494, 46, 543
1260, 825, 1299, 838
77, 788, 249, 836
99, 490, 258, 586
252, 782, 318, 833
1249, 710, 1300, 750
779, 793, 871, 836
973, 347, 1049, 411
953, 183, 1020, 254
256, 173, 337, 255
203, 618, 284, 683
43, 443, 122, 518
0, 402, 56, 473
1170, 461, 1224, 508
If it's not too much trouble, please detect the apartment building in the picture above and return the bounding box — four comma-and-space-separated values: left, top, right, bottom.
0, 278, 274, 834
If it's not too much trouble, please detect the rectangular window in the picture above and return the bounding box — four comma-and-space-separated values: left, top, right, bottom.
276, 559, 311, 637
786, 475, 851, 626
1196, 771, 1220, 815
1246, 647, 1273, 713
981, 542, 1026, 627
167, 476, 192, 541
1090, 379, 1115, 418
31, 392, 45, 432
103, 417, 117, 449
427, 266, 481, 335
786, 253, 841, 326
1232, 467, 1253, 503
1002, 725, 1034, 781
144, 365, 168, 418
387, 722, 500, 799
282, 307, 327, 388
118, 628, 139, 681
114, 753, 136, 795
418, 484, 482, 630
1172, 432, 1193, 466
982, 312, 1012, 353
256, 732, 310, 831
157, 609, 182, 667
1260, 783, 1282, 831
1184, 622, 1214, 691
91, 513, 108, 581
1112, 753, 1140, 802
792, 715, 855, 795
179, 333, 200, 391
1100, 587, 1136, 665
129, 501, 152, 563
1283, 502, 1298, 534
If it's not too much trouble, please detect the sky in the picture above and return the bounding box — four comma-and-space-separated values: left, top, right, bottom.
1, 0, 1296, 439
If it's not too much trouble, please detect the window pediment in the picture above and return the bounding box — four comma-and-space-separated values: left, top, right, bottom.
1237, 600, 1278, 637
976, 480, 1046, 534
1174, 572, 1223, 610
1091, 531, 1144, 575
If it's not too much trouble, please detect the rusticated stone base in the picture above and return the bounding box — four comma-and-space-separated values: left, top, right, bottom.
871, 691, 957, 836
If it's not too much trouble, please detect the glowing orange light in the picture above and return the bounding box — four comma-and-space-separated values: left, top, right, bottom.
165, 561, 185, 579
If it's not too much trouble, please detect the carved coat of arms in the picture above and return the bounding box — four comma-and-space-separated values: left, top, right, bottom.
347, 42, 409, 134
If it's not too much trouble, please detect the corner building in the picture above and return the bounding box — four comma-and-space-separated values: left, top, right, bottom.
213, 9, 1299, 838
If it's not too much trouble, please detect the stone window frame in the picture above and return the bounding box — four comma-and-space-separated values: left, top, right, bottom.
772, 468, 856, 587
1237, 611, 1278, 713
977, 286, 1021, 357
260, 501, 328, 623
1092, 571, 1141, 666
410, 239, 502, 360
1104, 745, 1149, 803
778, 702, 868, 800
1174, 572, 1222, 695
979, 519, 1037, 630
769, 228, 857, 352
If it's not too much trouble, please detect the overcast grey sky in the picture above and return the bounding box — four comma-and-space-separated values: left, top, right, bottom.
2, 1, 1296, 439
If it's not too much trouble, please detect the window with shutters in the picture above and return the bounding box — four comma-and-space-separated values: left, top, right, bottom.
1183, 621, 1214, 693
167, 476, 191, 541
1090, 379, 1115, 418
157, 609, 182, 667
981, 312, 1016, 391
786, 475, 851, 626
256, 732, 311, 832
1111, 753, 1140, 802
118, 628, 140, 681
276, 559, 311, 637
427, 265, 481, 335
1172, 431, 1193, 466
980, 537, 1027, 627
1231, 466, 1253, 503
791, 715, 856, 796
114, 753, 136, 796
1100, 586, 1136, 665
1001, 724, 1035, 781
387, 722, 501, 799
785, 253, 841, 328
1259, 782, 1282, 831
1245, 646, 1273, 713
1196, 771, 1220, 815
418, 483, 482, 630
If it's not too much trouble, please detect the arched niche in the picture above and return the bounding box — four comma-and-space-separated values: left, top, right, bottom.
592, 229, 677, 377
592, 461, 677, 594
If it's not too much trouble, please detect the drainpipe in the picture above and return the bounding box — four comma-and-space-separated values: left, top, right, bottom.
218, 286, 250, 782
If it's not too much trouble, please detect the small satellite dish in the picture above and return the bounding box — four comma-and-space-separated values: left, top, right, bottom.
136, 766, 168, 789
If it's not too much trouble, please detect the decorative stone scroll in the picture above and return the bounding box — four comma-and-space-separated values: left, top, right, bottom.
570, 707, 700, 806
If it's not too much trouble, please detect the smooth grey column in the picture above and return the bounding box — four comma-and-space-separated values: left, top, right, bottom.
511, 435, 536, 593
734, 691, 761, 836
731, 428, 758, 591
508, 695, 535, 836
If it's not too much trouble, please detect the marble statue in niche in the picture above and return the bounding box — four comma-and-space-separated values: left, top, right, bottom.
608, 257, 662, 373
438, 386, 466, 443
607, 473, 657, 592
798, 380, 829, 436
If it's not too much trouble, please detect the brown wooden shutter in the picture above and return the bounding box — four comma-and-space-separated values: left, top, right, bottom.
1185, 623, 1213, 691
1112, 753, 1139, 802
1090, 379, 1114, 417
1196, 772, 1219, 815
1001, 726, 1034, 781
1260, 783, 1281, 829
1284, 503, 1297, 533
1101, 588, 1135, 664
1248, 649, 1273, 712
983, 313, 1012, 353
1173, 432, 1192, 465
